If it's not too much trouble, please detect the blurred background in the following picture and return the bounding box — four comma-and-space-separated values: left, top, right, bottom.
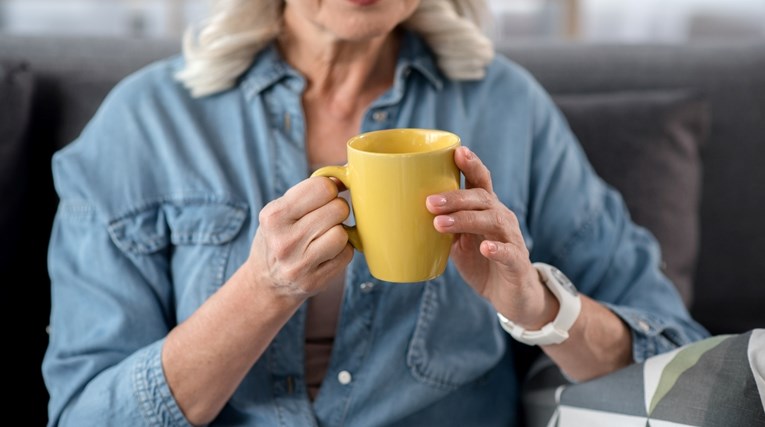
0, 0, 764, 44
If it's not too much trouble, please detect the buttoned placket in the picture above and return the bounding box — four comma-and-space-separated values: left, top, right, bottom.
258, 53, 424, 426
310, 253, 381, 426
310, 65, 415, 423
259, 74, 323, 427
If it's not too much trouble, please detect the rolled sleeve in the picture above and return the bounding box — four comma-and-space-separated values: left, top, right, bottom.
134, 340, 192, 427
604, 303, 702, 363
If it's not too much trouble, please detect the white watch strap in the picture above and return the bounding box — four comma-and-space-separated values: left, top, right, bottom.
497, 263, 582, 346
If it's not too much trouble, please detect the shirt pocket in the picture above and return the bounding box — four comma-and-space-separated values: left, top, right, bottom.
406, 273, 507, 391
108, 198, 248, 320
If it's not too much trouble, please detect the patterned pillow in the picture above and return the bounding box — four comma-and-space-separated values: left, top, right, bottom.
537, 330, 765, 427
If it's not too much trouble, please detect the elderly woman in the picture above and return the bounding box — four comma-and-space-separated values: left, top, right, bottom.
43, 0, 707, 426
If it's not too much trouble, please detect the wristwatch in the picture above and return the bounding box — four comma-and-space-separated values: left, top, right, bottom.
496, 262, 582, 346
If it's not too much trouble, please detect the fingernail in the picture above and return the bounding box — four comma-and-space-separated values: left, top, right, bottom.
427, 195, 447, 207
486, 242, 498, 253
435, 215, 455, 227
463, 147, 474, 160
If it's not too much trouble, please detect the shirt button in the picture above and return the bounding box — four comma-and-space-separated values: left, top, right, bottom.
337, 370, 352, 385
360, 281, 375, 293
372, 111, 388, 122
638, 320, 651, 333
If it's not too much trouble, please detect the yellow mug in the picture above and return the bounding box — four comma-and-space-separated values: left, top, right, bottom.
311, 128, 461, 283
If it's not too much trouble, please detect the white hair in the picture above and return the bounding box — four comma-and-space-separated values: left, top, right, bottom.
176, 0, 495, 98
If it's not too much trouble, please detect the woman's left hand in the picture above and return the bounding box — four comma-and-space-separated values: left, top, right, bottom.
426, 146, 557, 329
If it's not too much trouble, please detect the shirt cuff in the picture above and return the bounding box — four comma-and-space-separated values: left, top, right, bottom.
133, 339, 193, 427
603, 302, 692, 363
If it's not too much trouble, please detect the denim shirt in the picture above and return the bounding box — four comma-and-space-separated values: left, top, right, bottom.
43, 32, 708, 427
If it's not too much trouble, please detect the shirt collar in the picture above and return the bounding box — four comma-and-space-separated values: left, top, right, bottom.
240, 45, 302, 98
240, 30, 443, 99
396, 30, 444, 90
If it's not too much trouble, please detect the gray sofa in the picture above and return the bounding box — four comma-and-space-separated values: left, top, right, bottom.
2, 36, 764, 424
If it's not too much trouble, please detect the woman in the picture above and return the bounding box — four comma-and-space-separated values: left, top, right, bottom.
43, 1, 708, 426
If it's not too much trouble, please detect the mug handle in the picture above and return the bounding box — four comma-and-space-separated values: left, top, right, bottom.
310, 165, 363, 252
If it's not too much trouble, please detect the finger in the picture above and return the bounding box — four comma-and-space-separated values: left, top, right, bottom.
479, 240, 528, 267
305, 224, 351, 266
426, 188, 495, 215
312, 243, 355, 280
432, 209, 522, 243
455, 146, 493, 193
274, 177, 340, 221
296, 197, 350, 242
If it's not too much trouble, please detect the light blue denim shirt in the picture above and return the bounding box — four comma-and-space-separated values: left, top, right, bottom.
43, 32, 708, 426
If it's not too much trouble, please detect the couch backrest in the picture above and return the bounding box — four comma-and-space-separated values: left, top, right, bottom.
0, 36, 178, 150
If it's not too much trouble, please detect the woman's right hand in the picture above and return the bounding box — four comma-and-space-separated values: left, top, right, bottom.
161, 176, 352, 425
247, 176, 354, 301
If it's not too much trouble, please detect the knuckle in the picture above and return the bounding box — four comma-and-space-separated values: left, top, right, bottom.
493, 211, 505, 228
504, 208, 519, 226
467, 191, 481, 206
316, 177, 339, 200
453, 191, 467, 206
259, 201, 282, 228
329, 224, 349, 244
477, 188, 493, 206
330, 198, 350, 221
257, 206, 272, 228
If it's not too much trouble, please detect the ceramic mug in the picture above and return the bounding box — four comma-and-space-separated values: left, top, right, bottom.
311, 128, 461, 283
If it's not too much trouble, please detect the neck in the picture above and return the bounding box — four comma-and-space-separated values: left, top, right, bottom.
278, 8, 400, 119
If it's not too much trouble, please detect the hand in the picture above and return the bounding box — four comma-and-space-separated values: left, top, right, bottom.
247, 177, 354, 302
426, 147, 558, 329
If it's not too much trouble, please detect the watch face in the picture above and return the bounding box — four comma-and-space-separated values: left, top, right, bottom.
551, 266, 578, 297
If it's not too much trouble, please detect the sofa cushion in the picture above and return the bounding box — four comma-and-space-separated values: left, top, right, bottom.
554, 90, 709, 306
0, 60, 34, 272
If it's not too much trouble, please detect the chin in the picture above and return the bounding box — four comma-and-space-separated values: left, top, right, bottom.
285, 0, 419, 43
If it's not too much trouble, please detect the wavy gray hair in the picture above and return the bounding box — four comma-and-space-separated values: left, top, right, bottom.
176, 0, 495, 97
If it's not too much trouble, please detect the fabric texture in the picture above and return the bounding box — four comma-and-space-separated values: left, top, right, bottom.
0, 60, 34, 274
537, 330, 765, 427
554, 90, 709, 305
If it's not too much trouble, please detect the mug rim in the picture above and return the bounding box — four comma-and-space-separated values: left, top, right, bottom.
347, 128, 461, 157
